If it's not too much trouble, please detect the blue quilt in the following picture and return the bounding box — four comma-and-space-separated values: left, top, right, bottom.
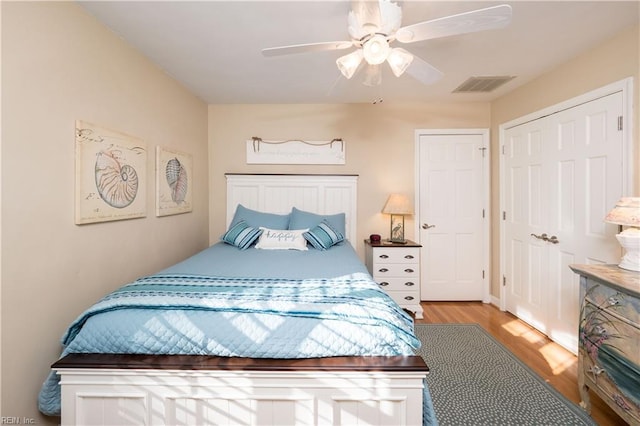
38, 271, 421, 416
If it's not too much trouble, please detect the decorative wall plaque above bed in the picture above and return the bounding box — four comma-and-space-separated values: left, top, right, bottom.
246, 137, 345, 165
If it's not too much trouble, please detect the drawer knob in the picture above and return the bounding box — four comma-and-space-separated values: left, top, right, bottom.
404, 255, 414, 259
379, 282, 389, 287
404, 268, 414, 273
379, 254, 389, 259
404, 282, 415, 287
404, 296, 415, 301
378, 268, 389, 273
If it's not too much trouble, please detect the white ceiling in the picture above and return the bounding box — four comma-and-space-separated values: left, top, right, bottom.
79, 1, 639, 104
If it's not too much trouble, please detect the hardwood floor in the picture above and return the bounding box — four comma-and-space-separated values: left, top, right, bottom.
416, 301, 627, 426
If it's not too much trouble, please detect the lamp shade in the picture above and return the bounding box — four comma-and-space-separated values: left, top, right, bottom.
382, 194, 413, 215
604, 197, 640, 226
387, 48, 414, 77
336, 50, 364, 80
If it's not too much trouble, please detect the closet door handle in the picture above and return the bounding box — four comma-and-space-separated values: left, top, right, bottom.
530, 233, 548, 241
548, 235, 559, 244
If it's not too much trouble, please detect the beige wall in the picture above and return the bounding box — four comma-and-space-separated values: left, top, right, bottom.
208, 102, 491, 257
489, 24, 640, 296
1, 2, 208, 422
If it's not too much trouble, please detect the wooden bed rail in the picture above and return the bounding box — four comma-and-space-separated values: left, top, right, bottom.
53, 353, 429, 372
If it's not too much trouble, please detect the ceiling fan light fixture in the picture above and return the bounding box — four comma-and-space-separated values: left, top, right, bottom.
362, 34, 390, 65
363, 64, 382, 87
387, 48, 413, 77
336, 50, 364, 79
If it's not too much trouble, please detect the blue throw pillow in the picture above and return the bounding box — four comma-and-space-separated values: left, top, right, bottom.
303, 220, 345, 250
289, 207, 346, 236
221, 220, 263, 250
230, 204, 291, 229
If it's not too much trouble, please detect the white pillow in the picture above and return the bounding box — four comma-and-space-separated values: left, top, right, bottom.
255, 227, 309, 251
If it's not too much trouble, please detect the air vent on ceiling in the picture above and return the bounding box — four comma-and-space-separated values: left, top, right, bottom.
453, 76, 516, 93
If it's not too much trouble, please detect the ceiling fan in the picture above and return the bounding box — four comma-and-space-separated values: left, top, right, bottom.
262, 1, 512, 87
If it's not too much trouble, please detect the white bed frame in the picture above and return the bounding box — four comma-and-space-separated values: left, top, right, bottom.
54, 174, 428, 425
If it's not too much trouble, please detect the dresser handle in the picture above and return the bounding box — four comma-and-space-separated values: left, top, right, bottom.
378, 268, 389, 273
404, 282, 415, 286
404, 255, 414, 259
379, 282, 389, 286
607, 296, 620, 306
404, 296, 415, 301
587, 366, 605, 376
379, 254, 389, 259
404, 268, 414, 273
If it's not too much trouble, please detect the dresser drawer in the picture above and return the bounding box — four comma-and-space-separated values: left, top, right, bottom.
584, 282, 639, 328
377, 277, 419, 292
372, 247, 419, 264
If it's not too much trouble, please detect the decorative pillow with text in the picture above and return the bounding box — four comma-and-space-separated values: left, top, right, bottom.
255, 228, 309, 251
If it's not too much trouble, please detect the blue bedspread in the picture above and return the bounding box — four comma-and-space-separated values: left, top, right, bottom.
38, 253, 422, 416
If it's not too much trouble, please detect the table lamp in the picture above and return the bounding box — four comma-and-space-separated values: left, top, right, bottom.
604, 197, 640, 271
382, 193, 413, 243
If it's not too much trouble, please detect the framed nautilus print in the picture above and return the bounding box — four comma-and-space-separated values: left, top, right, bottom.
156, 146, 193, 217
75, 120, 147, 224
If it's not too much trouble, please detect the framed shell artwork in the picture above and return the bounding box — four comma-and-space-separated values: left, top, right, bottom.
75, 120, 147, 224
156, 146, 193, 217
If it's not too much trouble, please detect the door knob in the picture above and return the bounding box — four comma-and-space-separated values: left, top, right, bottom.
548, 235, 560, 244
422, 223, 435, 229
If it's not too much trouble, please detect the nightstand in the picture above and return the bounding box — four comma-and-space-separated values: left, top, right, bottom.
364, 239, 423, 319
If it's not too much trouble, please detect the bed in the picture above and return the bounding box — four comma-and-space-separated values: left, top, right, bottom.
39, 174, 434, 425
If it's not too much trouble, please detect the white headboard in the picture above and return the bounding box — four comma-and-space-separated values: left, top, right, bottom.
225, 174, 358, 243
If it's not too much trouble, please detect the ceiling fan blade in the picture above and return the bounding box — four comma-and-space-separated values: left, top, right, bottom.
351, 0, 382, 33
262, 41, 353, 57
395, 4, 512, 44
405, 55, 444, 86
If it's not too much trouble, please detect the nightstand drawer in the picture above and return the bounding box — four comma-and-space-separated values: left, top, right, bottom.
377, 277, 419, 291
373, 264, 418, 278
372, 248, 419, 264
386, 291, 420, 305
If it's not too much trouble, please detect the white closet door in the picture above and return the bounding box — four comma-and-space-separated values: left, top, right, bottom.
503, 91, 623, 353
545, 92, 623, 352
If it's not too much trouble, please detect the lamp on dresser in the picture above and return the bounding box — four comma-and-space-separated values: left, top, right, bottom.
604, 197, 640, 271
382, 193, 413, 244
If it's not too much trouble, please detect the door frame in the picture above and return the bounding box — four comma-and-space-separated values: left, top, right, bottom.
414, 128, 491, 303
498, 77, 634, 310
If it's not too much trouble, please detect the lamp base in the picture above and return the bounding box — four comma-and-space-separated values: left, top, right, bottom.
387, 239, 408, 244
389, 214, 406, 244
615, 229, 640, 272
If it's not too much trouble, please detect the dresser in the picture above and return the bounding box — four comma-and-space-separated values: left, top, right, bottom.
570, 264, 640, 425
365, 239, 423, 319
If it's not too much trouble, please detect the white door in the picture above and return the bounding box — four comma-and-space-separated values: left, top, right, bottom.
503, 91, 624, 353
417, 131, 489, 301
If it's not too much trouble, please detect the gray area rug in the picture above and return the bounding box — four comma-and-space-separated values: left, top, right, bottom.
416, 323, 597, 425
